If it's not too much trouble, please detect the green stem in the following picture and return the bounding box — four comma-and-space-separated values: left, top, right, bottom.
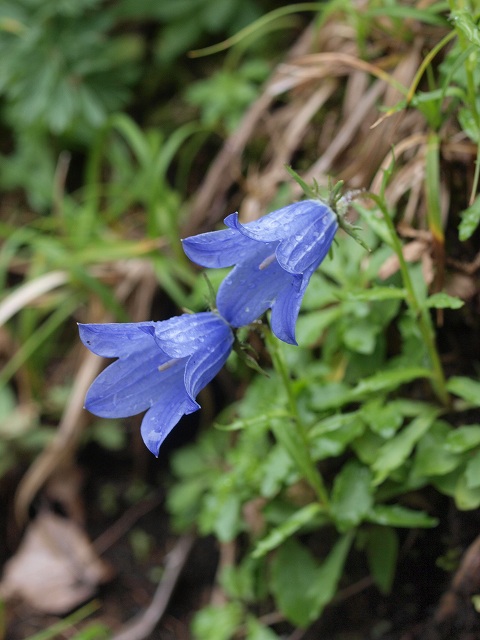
368, 194, 449, 406
266, 330, 330, 507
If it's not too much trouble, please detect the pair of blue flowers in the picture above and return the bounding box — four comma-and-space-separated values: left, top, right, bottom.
79, 199, 338, 455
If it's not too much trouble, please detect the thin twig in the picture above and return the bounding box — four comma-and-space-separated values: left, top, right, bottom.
111, 533, 196, 640
93, 495, 164, 555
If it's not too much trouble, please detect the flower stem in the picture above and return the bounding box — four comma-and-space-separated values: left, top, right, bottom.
266, 329, 330, 507
368, 194, 450, 407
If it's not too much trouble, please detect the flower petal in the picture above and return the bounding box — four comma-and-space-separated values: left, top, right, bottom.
182, 227, 255, 268
140, 394, 194, 457
270, 268, 315, 345
275, 208, 338, 274
184, 322, 234, 400
84, 347, 185, 418
78, 322, 160, 358
216, 245, 293, 327
152, 312, 231, 359
224, 200, 330, 243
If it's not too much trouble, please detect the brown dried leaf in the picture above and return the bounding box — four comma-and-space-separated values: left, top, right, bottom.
0, 511, 112, 614
378, 240, 431, 281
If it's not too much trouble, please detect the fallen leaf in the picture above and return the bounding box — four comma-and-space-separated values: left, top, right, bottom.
0, 510, 112, 614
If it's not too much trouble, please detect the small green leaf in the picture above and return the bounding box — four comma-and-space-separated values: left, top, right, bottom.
343, 320, 378, 354
458, 107, 479, 144
270, 539, 320, 627
360, 399, 403, 438
308, 382, 353, 411
445, 425, 480, 453
372, 410, 438, 484
252, 503, 325, 558
459, 195, 480, 241
366, 526, 399, 595
451, 10, 480, 47
199, 485, 242, 542
413, 421, 461, 477
366, 504, 438, 528
310, 415, 365, 460
220, 557, 257, 603
455, 470, 480, 510
191, 603, 244, 640
426, 292, 464, 309
245, 616, 280, 640
447, 377, 480, 406
331, 461, 373, 532
351, 367, 433, 398
307, 533, 353, 619
465, 451, 480, 489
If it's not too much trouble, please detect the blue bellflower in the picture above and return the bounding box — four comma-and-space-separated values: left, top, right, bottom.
182, 199, 338, 345
79, 312, 233, 456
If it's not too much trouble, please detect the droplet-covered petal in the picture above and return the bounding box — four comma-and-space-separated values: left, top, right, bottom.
78, 322, 161, 358
275, 207, 338, 274
151, 312, 232, 359
224, 200, 332, 244
216, 245, 294, 328
84, 344, 183, 418
270, 266, 315, 345
184, 322, 234, 400
182, 227, 256, 268
140, 394, 194, 457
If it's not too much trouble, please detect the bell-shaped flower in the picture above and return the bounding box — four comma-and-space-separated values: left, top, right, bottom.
79, 312, 233, 456
182, 199, 338, 345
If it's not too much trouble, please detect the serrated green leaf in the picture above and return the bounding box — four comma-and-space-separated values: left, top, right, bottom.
331, 461, 373, 532
426, 292, 464, 309
252, 503, 325, 558
351, 367, 433, 398
245, 616, 280, 640
366, 504, 438, 528
220, 557, 258, 603
458, 107, 479, 144
260, 445, 294, 498
308, 382, 353, 411
366, 526, 398, 594
191, 603, 244, 640
271, 534, 353, 628
360, 399, 403, 438
465, 451, 480, 489
199, 485, 242, 542
451, 10, 480, 47
455, 470, 480, 510
372, 410, 438, 484
459, 195, 480, 241
270, 539, 320, 627
310, 412, 366, 460
306, 533, 353, 619
445, 425, 480, 453
413, 421, 461, 477
343, 320, 378, 354
447, 377, 480, 406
